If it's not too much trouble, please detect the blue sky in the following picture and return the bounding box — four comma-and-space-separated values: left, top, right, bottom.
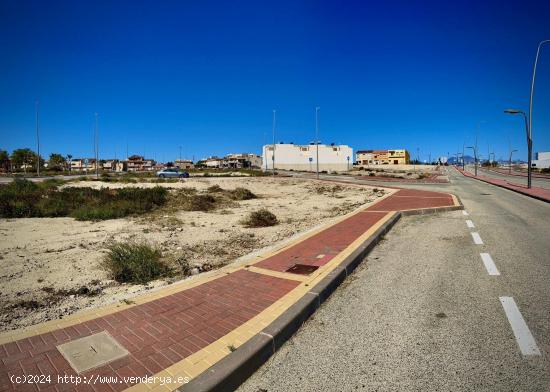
1, 0, 549, 162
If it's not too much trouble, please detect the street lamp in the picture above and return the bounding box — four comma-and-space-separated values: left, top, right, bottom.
509, 149, 518, 175
36, 100, 40, 177
467, 146, 478, 176
315, 107, 320, 179
94, 113, 99, 179
529, 40, 550, 180
272, 109, 276, 176
504, 109, 530, 187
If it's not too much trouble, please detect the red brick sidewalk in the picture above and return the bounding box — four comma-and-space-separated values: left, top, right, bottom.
0, 186, 460, 392
457, 167, 550, 203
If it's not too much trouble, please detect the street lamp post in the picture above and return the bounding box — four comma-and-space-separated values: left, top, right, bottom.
527, 39, 550, 188
36, 101, 40, 177
315, 107, 320, 179
509, 149, 518, 175
467, 146, 478, 176
272, 109, 276, 176
504, 109, 530, 187
94, 113, 99, 179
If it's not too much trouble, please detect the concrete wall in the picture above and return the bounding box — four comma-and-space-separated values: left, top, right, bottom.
262, 144, 353, 172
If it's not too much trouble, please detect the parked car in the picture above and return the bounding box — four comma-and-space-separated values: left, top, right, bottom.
156, 168, 189, 178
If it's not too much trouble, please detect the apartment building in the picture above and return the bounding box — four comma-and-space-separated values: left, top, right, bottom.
126, 155, 155, 172
262, 143, 353, 172
356, 149, 410, 165
223, 153, 262, 169
70, 158, 95, 171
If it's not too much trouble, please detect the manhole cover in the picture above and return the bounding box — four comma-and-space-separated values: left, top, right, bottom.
286, 264, 319, 275
57, 331, 129, 373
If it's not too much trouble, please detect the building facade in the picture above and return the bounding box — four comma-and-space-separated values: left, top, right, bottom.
356, 149, 410, 165
174, 159, 195, 170
262, 143, 353, 172
126, 155, 155, 172
533, 151, 550, 169
223, 153, 262, 169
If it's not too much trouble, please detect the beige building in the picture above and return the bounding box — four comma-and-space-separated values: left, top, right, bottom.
262, 143, 353, 172
223, 153, 262, 169
70, 158, 95, 171
356, 149, 409, 165
174, 159, 195, 170
204, 157, 223, 168
126, 155, 155, 172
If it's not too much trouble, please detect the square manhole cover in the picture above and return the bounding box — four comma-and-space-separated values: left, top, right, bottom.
286, 264, 319, 275
57, 331, 129, 373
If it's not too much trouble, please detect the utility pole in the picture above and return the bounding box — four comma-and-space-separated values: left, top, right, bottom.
315, 107, 320, 179
272, 109, 276, 176
36, 100, 40, 176
94, 113, 99, 179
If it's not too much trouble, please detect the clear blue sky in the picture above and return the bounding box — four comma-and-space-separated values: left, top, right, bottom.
1, 0, 549, 162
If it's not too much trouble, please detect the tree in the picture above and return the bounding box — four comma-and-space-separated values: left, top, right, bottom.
66, 154, 73, 171
0, 150, 10, 172
48, 153, 66, 171
10, 148, 41, 171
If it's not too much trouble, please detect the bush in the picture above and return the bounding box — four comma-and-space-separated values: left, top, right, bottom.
207, 184, 223, 193
103, 241, 171, 284
241, 209, 278, 227
182, 194, 216, 211
0, 179, 168, 220
229, 187, 257, 200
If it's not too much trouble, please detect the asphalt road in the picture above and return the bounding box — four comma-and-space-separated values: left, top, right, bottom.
239, 169, 550, 391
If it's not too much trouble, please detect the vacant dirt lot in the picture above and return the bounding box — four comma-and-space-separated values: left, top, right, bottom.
0, 177, 385, 331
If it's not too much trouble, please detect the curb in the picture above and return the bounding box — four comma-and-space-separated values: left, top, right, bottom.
179, 211, 404, 392
457, 169, 549, 203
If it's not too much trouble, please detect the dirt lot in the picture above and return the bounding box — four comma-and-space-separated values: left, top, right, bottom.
0, 177, 385, 332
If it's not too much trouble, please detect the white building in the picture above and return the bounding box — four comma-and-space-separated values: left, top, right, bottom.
262, 143, 353, 172
532, 151, 550, 169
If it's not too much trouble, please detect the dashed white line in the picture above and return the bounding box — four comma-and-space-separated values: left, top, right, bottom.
499, 297, 541, 356
462, 210, 469, 216
466, 220, 475, 228
471, 232, 483, 245
480, 253, 500, 275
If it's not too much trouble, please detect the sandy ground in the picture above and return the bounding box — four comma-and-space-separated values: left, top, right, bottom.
0, 177, 384, 332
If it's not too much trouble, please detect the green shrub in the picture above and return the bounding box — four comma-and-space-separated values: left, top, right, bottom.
229, 187, 257, 200
103, 241, 171, 284
0, 179, 168, 220
241, 209, 278, 227
182, 194, 216, 211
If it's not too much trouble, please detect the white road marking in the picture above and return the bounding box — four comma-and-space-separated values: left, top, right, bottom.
499, 297, 541, 356
480, 253, 500, 275
466, 220, 475, 228
471, 232, 483, 244
462, 210, 469, 216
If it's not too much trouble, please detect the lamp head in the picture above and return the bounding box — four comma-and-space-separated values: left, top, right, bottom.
504, 109, 522, 114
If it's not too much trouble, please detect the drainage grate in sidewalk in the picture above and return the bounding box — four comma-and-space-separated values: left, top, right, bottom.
286, 264, 319, 275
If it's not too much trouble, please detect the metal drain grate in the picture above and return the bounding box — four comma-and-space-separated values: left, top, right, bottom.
286, 264, 319, 275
